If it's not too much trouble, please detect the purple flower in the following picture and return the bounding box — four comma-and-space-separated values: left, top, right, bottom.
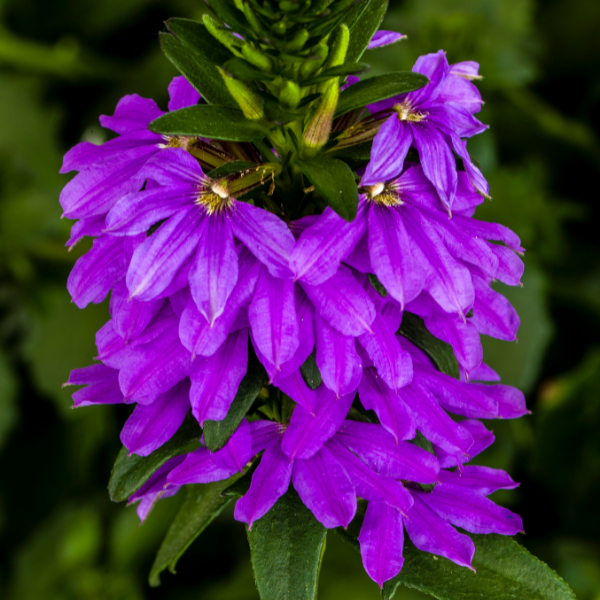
367, 31, 407, 49
104, 148, 294, 325
291, 164, 523, 325
363, 51, 488, 208
60, 76, 200, 242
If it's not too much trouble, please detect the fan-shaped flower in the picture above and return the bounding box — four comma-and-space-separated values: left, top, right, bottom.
362, 51, 488, 207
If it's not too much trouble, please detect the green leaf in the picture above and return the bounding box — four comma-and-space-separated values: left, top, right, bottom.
247, 488, 327, 600
335, 71, 429, 117
206, 160, 257, 179
398, 312, 460, 379
108, 413, 201, 502
159, 33, 235, 107
203, 346, 267, 452
345, 0, 388, 63
221, 458, 260, 498
302, 61, 371, 86
298, 157, 359, 222
328, 140, 372, 170
300, 350, 323, 390
224, 57, 275, 81
367, 272, 388, 297
149, 105, 268, 141
383, 535, 576, 600
149, 478, 237, 586
166, 18, 234, 66
209, 0, 255, 39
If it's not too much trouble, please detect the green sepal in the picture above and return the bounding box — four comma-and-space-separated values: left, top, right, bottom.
224, 57, 275, 81
301, 61, 370, 86
300, 349, 323, 390
165, 18, 234, 66
345, 0, 388, 63
149, 105, 267, 141
383, 535, 577, 600
298, 157, 359, 222
108, 413, 201, 502
203, 344, 267, 452
335, 71, 429, 116
247, 488, 327, 600
148, 477, 240, 586
159, 33, 234, 107
206, 160, 257, 179
398, 312, 460, 379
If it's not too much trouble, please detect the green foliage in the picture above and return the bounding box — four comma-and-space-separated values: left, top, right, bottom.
149, 479, 238, 586
159, 33, 235, 107
108, 414, 201, 502
345, 0, 389, 63
1, 0, 599, 598
150, 104, 268, 140
300, 350, 323, 390
398, 312, 460, 379
298, 157, 359, 221
247, 488, 327, 600
383, 535, 576, 600
335, 71, 429, 116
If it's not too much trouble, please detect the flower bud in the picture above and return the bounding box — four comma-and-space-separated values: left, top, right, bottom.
242, 44, 274, 72
203, 14, 242, 54
283, 28, 309, 53
279, 80, 301, 109
219, 69, 265, 120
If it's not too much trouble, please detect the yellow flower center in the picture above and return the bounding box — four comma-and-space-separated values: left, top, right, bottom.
197, 181, 233, 214
394, 101, 427, 123
363, 182, 403, 206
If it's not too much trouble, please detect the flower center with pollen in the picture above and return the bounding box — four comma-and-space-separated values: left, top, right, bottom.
161, 135, 195, 151
394, 101, 427, 123
197, 181, 234, 214
363, 182, 403, 206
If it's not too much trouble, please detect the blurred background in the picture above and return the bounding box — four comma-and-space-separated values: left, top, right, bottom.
0, 0, 599, 598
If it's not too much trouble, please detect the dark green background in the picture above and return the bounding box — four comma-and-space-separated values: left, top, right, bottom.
0, 0, 599, 598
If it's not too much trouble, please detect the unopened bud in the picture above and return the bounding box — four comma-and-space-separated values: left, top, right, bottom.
243, 3, 266, 36
242, 44, 274, 72
283, 28, 309, 53
279, 80, 301, 109
203, 14, 242, 54
325, 23, 349, 69
301, 78, 338, 156
219, 69, 265, 120
299, 42, 328, 80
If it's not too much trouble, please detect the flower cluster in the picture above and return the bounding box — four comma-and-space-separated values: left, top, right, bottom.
63, 37, 527, 587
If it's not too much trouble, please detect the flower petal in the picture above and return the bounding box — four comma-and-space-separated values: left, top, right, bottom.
168, 75, 201, 111
303, 265, 376, 336
292, 445, 357, 529
316, 314, 363, 397
358, 501, 405, 587
282, 388, 353, 460
291, 200, 368, 286
190, 328, 249, 425
68, 236, 127, 308
234, 439, 293, 527
127, 207, 203, 301
368, 204, 425, 309
248, 267, 299, 369
336, 421, 439, 483
362, 117, 413, 186
405, 494, 474, 569
358, 367, 416, 443
190, 213, 238, 325
231, 202, 295, 278
121, 379, 191, 456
